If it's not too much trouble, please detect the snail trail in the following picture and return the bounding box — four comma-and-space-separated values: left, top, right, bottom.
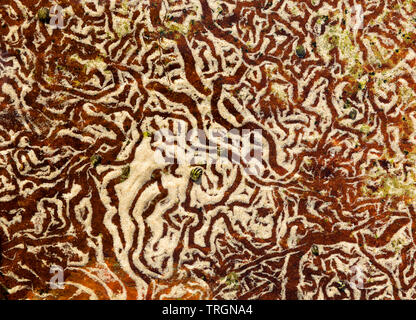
0, 0, 415, 300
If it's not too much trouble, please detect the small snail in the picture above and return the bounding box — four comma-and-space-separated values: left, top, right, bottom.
295, 45, 306, 58
311, 244, 319, 256
190, 167, 203, 182
38, 7, 50, 24
336, 280, 346, 292
349, 109, 358, 120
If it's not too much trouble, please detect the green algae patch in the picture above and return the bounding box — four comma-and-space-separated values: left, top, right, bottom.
120, 165, 130, 182
316, 24, 363, 79
143, 131, 152, 138
378, 176, 416, 199
90, 154, 102, 167
360, 124, 372, 134
224, 272, 240, 289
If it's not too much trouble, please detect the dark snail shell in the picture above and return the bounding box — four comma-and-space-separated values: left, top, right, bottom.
295, 45, 306, 58
38, 7, 50, 24
349, 108, 358, 120
190, 167, 203, 182
311, 244, 319, 256
336, 280, 346, 292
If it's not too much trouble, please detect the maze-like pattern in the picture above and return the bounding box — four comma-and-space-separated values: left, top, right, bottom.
1, 0, 416, 300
